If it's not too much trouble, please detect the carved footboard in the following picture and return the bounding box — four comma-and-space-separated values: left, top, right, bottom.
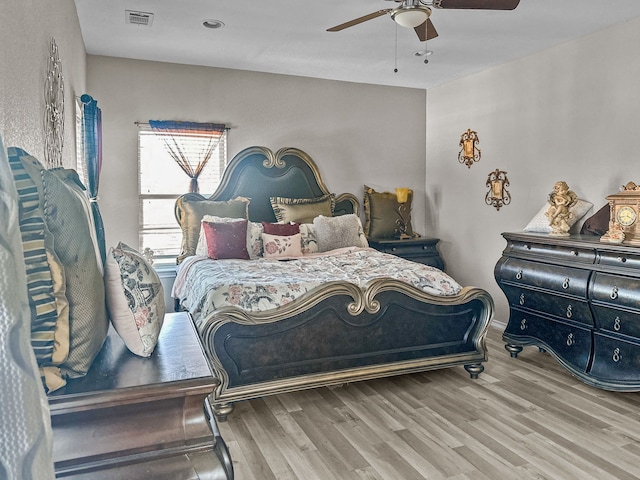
197, 279, 493, 420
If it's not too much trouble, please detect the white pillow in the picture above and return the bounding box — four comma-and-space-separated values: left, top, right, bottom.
262, 233, 303, 259
196, 215, 263, 259
313, 214, 369, 252
524, 199, 593, 233
105, 242, 165, 357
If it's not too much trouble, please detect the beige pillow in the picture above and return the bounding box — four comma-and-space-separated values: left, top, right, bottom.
270, 194, 335, 224
41, 167, 109, 379
176, 196, 250, 263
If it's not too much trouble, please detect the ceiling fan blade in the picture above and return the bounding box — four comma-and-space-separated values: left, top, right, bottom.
414, 18, 438, 42
327, 9, 391, 32
435, 0, 520, 10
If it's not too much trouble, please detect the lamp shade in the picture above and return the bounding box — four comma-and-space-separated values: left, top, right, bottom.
391, 7, 430, 28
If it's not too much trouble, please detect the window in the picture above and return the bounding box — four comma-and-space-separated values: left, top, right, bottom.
138, 126, 227, 259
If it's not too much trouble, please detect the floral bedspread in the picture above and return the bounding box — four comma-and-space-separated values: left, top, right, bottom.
172, 247, 462, 328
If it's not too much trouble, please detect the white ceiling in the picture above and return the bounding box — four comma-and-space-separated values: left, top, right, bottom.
75, 0, 640, 90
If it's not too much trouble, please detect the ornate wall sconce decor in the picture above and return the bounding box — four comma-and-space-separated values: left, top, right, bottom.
458, 128, 480, 168
395, 187, 412, 239
486, 169, 511, 211
44, 37, 65, 168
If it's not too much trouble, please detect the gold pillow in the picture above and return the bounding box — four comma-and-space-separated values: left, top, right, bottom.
270, 194, 335, 224
363, 186, 414, 239
176, 196, 250, 263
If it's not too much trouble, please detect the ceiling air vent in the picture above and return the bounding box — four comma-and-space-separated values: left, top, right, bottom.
125, 10, 154, 27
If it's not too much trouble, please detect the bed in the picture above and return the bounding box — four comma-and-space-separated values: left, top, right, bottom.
173, 146, 494, 420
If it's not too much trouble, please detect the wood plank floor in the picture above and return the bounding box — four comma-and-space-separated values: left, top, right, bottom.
217, 325, 640, 479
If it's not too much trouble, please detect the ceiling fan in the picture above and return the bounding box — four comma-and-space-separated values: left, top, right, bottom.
327, 0, 521, 42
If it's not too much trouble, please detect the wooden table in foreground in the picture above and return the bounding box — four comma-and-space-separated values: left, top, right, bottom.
48, 312, 233, 479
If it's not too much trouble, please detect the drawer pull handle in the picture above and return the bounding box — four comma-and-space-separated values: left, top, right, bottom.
570, 250, 578, 256
613, 348, 621, 363
524, 244, 531, 250
566, 333, 575, 346
562, 278, 570, 289
610, 286, 619, 300
391, 247, 397, 252
422, 245, 428, 250
515, 269, 523, 280
617, 256, 627, 263
614, 317, 621, 331
566, 305, 573, 318
519, 293, 525, 306
520, 319, 527, 330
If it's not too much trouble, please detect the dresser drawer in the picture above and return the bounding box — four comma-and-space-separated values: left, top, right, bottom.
597, 250, 640, 271
501, 285, 594, 326
590, 273, 640, 311
506, 240, 596, 264
504, 309, 591, 373
590, 333, 640, 385
592, 305, 640, 339
499, 258, 591, 297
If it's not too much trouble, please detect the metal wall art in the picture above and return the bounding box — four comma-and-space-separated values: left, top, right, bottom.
394, 187, 412, 239
486, 169, 510, 211
458, 128, 480, 168
44, 38, 65, 168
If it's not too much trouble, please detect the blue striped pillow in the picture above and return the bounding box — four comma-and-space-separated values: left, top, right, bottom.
8, 148, 68, 392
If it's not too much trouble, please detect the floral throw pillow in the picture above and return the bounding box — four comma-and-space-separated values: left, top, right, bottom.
262, 233, 303, 259
105, 242, 165, 357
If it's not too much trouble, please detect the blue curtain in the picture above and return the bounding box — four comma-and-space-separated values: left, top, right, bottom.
80, 94, 106, 265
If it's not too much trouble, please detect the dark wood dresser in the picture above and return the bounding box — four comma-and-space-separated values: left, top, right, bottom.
49, 312, 233, 479
495, 232, 640, 391
367, 237, 445, 270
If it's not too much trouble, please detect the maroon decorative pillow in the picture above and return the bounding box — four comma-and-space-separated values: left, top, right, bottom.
261, 221, 300, 236
202, 220, 250, 260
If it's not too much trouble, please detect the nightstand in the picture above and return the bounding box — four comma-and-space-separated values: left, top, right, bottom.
154, 263, 178, 312
367, 237, 445, 271
49, 312, 233, 479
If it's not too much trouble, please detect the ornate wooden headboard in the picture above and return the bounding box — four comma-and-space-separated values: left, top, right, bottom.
175, 146, 358, 225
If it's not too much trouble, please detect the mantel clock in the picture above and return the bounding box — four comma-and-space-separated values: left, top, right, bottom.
601, 181, 640, 246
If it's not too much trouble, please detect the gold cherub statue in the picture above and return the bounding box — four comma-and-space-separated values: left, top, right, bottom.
545, 181, 578, 236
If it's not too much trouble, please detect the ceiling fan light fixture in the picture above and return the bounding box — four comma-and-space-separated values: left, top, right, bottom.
391, 6, 431, 29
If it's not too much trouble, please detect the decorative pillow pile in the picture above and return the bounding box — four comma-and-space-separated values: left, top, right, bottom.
313, 214, 368, 252
175, 196, 250, 262
196, 216, 263, 259
202, 219, 250, 259
523, 199, 593, 233
105, 242, 165, 357
8, 148, 108, 392
363, 186, 414, 239
262, 232, 303, 259
270, 194, 335, 224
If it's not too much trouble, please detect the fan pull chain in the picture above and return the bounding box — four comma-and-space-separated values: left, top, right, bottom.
394, 22, 398, 73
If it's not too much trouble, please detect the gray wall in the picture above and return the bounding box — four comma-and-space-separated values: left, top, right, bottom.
86, 56, 427, 251
0, 0, 86, 168
426, 17, 640, 323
